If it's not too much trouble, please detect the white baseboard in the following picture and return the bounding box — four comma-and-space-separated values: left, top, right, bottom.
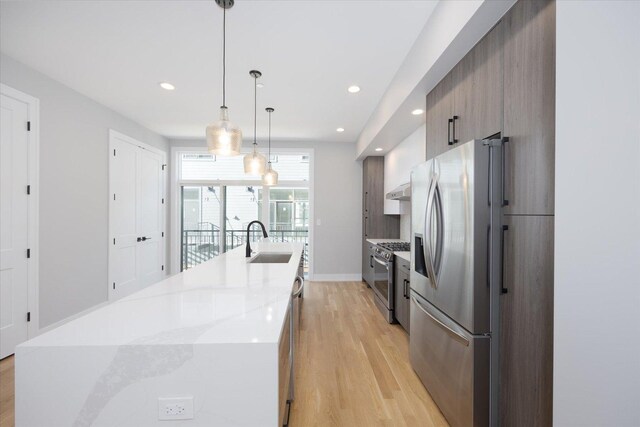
309, 274, 362, 282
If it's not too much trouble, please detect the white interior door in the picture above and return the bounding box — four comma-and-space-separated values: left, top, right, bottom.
109, 131, 165, 300
0, 93, 30, 358
136, 148, 164, 288
110, 136, 139, 298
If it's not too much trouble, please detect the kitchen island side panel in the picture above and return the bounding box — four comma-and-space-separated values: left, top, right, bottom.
16, 343, 278, 427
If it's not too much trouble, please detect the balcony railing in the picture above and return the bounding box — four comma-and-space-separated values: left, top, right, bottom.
182, 228, 309, 271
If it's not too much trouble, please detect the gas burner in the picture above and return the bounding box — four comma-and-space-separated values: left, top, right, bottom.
377, 242, 411, 252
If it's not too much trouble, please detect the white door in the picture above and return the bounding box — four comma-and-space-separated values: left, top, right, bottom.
110, 137, 139, 297
0, 93, 30, 358
136, 148, 164, 288
109, 132, 165, 300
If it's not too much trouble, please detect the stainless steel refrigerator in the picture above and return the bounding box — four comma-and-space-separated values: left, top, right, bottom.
410, 139, 504, 427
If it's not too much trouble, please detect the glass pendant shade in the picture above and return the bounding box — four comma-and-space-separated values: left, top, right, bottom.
262, 163, 279, 186
243, 148, 267, 175
207, 107, 242, 156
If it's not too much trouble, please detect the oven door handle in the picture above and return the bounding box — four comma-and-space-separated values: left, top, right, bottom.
373, 256, 389, 269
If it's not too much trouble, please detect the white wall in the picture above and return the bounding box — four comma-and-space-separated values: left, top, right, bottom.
384, 124, 425, 240
554, 2, 640, 426
0, 54, 169, 329
170, 139, 362, 280
384, 124, 425, 215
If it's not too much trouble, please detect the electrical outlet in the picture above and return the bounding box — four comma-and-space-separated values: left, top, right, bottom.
158, 397, 194, 421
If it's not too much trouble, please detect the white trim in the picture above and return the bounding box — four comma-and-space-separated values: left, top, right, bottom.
1, 84, 40, 337
108, 130, 167, 301
309, 274, 362, 282
170, 146, 314, 276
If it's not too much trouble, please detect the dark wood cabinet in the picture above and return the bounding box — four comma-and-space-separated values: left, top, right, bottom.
394, 257, 411, 333
453, 21, 504, 143
426, 22, 504, 160
499, 215, 554, 427
426, 73, 454, 160
503, 0, 555, 215
361, 157, 399, 281
422, 0, 555, 423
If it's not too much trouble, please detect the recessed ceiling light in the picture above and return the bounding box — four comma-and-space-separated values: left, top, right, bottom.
375, 148, 383, 152
159, 82, 175, 91
257, 83, 264, 88
412, 108, 424, 115
336, 127, 345, 132
347, 85, 361, 93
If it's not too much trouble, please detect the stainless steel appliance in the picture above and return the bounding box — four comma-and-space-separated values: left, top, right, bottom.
371, 241, 410, 323
410, 139, 504, 427
386, 183, 411, 201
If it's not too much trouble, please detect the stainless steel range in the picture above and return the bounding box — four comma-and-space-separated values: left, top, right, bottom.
372, 241, 410, 323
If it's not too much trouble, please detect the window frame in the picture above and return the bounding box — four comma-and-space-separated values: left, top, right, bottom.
170, 146, 314, 275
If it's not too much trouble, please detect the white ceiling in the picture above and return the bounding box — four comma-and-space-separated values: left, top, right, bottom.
0, 0, 437, 143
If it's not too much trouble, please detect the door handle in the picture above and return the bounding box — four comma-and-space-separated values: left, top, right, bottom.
292, 275, 304, 298
502, 136, 510, 207
500, 225, 509, 294
447, 118, 453, 145
424, 178, 437, 288
373, 256, 388, 269
451, 115, 459, 144
137, 237, 142, 242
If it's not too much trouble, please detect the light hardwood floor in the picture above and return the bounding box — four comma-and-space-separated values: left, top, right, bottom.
0, 355, 13, 427
289, 281, 447, 426
0, 281, 447, 427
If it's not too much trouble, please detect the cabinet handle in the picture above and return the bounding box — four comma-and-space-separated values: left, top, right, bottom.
447, 118, 453, 145
452, 115, 459, 144
500, 225, 509, 294
364, 216, 368, 237
370, 255, 374, 269
502, 136, 510, 207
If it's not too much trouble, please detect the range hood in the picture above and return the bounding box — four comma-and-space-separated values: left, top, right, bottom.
386, 183, 411, 201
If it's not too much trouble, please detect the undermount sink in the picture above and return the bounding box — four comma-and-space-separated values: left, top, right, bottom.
249, 252, 293, 264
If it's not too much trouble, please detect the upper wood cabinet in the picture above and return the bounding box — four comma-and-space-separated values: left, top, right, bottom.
361, 157, 399, 280
503, 0, 555, 215
426, 22, 504, 160
453, 21, 504, 143
426, 73, 454, 160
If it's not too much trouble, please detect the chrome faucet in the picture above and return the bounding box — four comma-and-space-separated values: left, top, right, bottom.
245, 220, 268, 257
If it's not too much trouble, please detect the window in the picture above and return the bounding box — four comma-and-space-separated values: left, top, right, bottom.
175, 149, 311, 273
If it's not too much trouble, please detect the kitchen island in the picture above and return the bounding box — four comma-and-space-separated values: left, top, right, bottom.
15, 242, 305, 427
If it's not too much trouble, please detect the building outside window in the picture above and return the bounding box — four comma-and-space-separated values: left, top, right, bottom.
174, 150, 311, 272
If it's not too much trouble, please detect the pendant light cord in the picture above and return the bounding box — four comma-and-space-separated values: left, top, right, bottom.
268, 110, 271, 161
253, 74, 257, 147
222, 6, 226, 108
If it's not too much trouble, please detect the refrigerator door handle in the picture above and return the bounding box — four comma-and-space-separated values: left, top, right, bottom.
433, 181, 444, 277
411, 296, 469, 347
424, 177, 437, 289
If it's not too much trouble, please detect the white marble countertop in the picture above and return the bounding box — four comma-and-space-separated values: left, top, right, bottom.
395, 251, 411, 262
21, 242, 304, 348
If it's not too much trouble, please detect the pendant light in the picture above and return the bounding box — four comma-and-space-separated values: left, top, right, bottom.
262, 107, 279, 186
206, 0, 242, 156
243, 70, 267, 175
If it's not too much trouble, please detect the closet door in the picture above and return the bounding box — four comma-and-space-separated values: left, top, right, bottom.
110, 136, 139, 298
136, 148, 164, 288
109, 131, 165, 300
